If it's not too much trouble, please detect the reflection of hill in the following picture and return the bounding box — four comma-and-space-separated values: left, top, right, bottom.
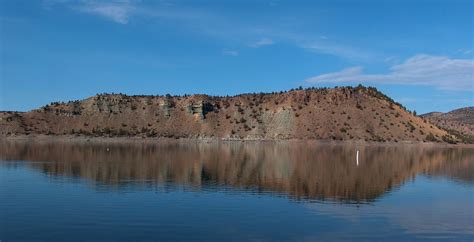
421, 148, 474, 185
1, 140, 473, 202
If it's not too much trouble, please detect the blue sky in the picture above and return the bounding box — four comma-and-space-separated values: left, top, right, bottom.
0, 0, 473, 113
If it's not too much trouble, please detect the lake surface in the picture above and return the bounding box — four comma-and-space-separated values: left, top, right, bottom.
1, 140, 473, 241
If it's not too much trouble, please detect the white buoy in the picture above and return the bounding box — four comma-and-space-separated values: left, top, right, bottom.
106, 148, 110, 152
356, 150, 359, 166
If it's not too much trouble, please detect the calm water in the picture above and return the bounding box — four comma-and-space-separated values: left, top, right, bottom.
1, 140, 473, 241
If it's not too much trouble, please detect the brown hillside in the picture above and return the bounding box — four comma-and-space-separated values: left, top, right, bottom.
422, 107, 474, 143
0, 86, 452, 142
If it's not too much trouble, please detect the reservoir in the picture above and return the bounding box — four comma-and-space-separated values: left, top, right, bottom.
1, 140, 473, 241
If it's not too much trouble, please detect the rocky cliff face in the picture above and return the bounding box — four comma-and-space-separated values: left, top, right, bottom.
0, 86, 455, 142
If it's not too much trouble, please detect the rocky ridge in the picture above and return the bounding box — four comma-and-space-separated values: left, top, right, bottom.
0, 85, 457, 143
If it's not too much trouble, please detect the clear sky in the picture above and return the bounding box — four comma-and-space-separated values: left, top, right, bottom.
1, 0, 473, 113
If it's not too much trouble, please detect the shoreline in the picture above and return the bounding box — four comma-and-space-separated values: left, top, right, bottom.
2, 134, 473, 148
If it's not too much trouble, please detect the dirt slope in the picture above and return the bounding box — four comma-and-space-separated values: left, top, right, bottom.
422, 107, 474, 143
0, 86, 453, 142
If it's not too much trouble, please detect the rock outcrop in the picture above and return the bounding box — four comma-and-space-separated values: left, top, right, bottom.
0, 85, 456, 142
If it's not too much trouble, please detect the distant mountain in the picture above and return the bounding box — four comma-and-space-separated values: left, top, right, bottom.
0, 85, 458, 143
422, 107, 474, 143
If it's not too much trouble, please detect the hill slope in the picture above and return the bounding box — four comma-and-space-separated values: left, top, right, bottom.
0, 86, 453, 142
422, 107, 474, 143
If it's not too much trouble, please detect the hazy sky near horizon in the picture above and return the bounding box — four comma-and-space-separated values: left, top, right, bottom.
1, 0, 473, 113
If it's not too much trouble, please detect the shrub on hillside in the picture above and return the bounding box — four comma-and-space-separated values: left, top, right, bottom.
441, 135, 457, 144
425, 133, 437, 142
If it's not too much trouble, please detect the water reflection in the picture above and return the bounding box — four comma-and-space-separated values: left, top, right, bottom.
1, 140, 473, 202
